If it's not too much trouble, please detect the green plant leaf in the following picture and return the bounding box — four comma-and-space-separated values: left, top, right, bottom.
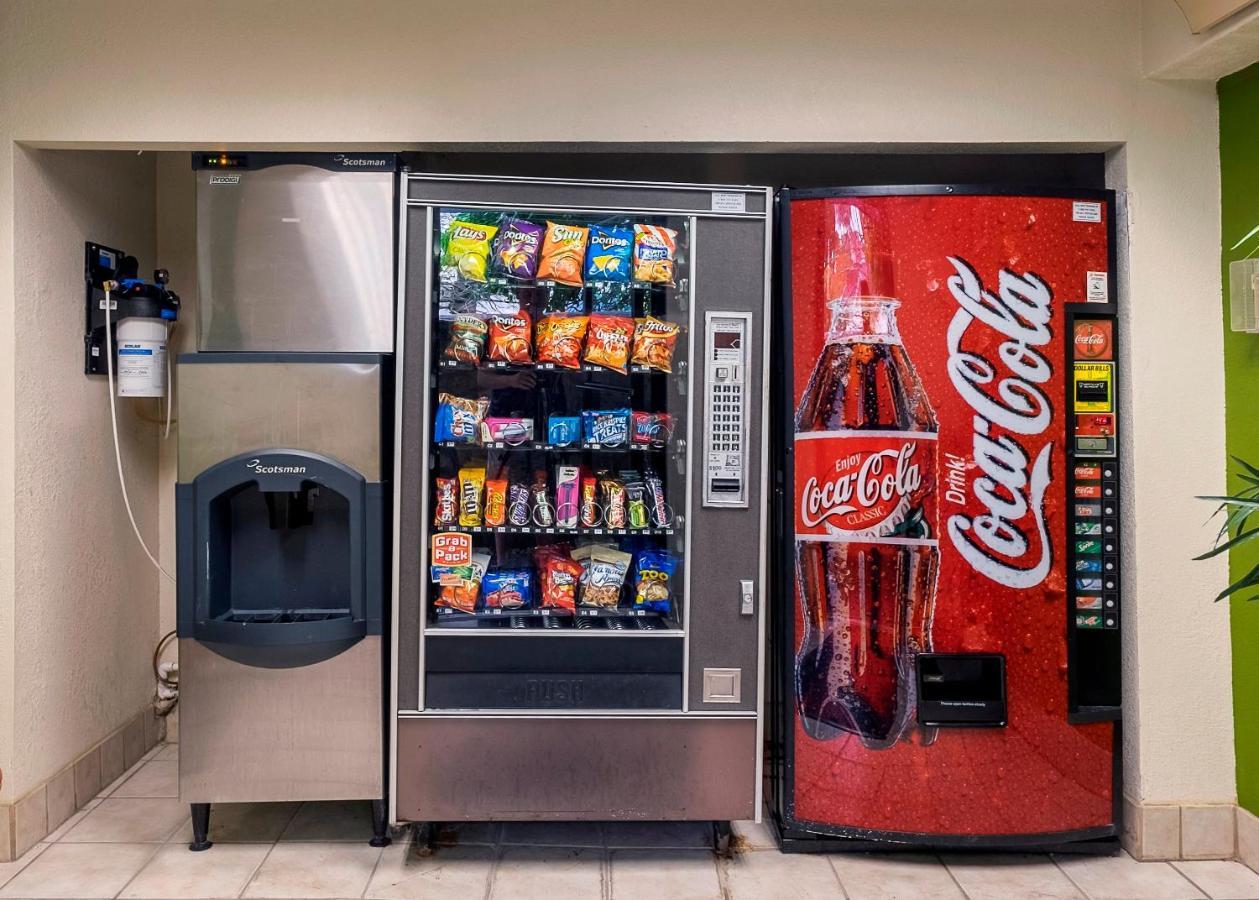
1195, 527, 1259, 560
1215, 561, 1259, 602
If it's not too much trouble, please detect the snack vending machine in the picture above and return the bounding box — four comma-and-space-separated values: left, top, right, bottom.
771, 187, 1121, 851
391, 174, 771, 828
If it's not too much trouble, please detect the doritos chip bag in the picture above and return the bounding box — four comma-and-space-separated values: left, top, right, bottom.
632, 224, 678, 285
585, 225, 633, 282
537, 222, 589, 287
443, 220, 498, 283
488, 311, 533, 364
491, 219, 544, 280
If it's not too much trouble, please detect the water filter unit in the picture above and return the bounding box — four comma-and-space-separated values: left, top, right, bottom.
84, 242, 181, 395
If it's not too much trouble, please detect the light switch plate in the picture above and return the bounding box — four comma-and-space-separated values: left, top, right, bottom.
702, 668, 741, 703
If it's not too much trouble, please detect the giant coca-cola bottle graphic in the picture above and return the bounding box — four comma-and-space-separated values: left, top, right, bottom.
793, 202, 939, 749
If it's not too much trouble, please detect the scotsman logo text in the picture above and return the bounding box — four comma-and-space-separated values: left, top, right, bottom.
332, 154, 388, 168
247, 459, 307, 475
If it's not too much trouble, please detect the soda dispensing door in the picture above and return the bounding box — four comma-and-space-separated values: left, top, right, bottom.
771, 187, 1120, 851
391, 174, 772, 823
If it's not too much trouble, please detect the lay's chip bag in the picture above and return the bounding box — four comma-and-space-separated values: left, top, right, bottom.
585, 224, 633, 282
632, 224, 679, 285
443, 219, 499, 283
536, 222, 589, 287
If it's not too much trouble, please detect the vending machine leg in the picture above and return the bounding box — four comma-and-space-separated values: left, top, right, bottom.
370, 799, 391, 848
712, 821, 733, 857
189, 804, 212, 852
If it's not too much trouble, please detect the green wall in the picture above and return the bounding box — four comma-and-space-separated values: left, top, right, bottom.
1220, 63, 1259, 815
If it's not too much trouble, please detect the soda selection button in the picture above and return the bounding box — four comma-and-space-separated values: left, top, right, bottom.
1102, 466, 1116, 480
1076, 613, 1104, 629
1104, 541, 1116, 553
1074, 465, 1101, 480
1103, 504, 1115, 516
1104, 578, 1116, 590
1075, 539, 1102, 554
1076, 595, 1103, 610
1105, 616, 1117, 628
1104, 593, 1118, 609
1104, 523, 1115, 534
1077, 576, 1102, 591
1076, 503, 1101, 517
1075, 484, 1102, 499
1076, 522, 1102, 536
1075, 558, 1102, 574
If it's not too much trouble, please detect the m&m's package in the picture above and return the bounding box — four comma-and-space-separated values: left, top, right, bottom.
491, 219, 544, 280
483, 569, 533, 610
487, 311, 533, 364
632, 549, 677, 614
443, 314, 488, 364
582, 408, 631, 446
632, 224, 678, 284
536, 222, 590, 287
457, 465, 485, 527
535, 315, 589, 369
585, 224, 633, 282
434, 393, 488, 444
630, 317, 681, 372
583, 314, 634, 373
443, 220, 498, 283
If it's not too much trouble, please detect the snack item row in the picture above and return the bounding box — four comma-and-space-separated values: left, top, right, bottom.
432, 541, 678, 615
443, 217, 680, 287
444, 312, 680, 373
435, 463, 671, 530
434, 393, 673, 448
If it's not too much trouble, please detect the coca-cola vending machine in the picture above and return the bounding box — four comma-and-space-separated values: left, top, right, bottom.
771, 187, 1121, 851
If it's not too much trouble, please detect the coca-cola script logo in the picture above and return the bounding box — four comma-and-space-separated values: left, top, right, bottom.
944, 258, 1055, 588
799, 437, 927, 537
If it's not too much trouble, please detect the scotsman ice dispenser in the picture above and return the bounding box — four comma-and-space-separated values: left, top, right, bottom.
176, 153, 396, 850
390, 174, 771, 836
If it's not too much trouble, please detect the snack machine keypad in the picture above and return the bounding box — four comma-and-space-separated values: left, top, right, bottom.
703, 312, 751, 507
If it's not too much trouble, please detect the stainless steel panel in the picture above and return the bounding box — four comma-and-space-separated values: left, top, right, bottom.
197, 166, 394, 352
395, 717, 755, 821
179, 638, 382, 804
178, 361, 383, 481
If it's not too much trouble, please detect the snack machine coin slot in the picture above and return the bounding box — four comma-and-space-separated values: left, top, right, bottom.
703, 311, 751, 508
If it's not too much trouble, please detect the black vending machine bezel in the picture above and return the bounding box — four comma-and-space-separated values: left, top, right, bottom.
770, 185, 1121, 853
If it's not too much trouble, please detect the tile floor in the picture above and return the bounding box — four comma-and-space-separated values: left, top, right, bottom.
1, 743, 1257, 898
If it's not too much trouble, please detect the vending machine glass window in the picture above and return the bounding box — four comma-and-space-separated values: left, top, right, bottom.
424, 210, 692, 643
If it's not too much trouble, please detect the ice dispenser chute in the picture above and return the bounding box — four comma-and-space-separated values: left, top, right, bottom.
177, 449, 382, 669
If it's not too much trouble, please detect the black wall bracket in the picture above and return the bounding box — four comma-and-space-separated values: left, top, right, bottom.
84, 241, 180, 375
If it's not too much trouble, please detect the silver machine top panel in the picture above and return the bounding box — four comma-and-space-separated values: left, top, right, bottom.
196, 163, 395, 352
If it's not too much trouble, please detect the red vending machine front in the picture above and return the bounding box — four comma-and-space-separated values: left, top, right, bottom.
771, 188, 1121, 851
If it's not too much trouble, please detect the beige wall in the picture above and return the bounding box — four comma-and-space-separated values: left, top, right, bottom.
0, 0, 1236, 810
7, 149, 161, 801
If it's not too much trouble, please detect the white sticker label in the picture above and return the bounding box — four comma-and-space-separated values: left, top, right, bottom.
711, 191, 746, 213
1086, 271, 1109, 303
209, 174, 240, 185
1073, 201, 1102, 223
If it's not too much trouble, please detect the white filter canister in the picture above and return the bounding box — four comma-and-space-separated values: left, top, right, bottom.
115, 317, 168, 397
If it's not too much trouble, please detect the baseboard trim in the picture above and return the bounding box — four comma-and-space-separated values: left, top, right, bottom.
0, 703, 164, 861
1123, 796, 1247, 863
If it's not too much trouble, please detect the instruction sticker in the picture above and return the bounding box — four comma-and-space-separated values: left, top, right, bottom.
1073, 200, 1102, 223
1086, 271, 1109, 303
1073, 362, 1114, 413
711, 191, 747, 213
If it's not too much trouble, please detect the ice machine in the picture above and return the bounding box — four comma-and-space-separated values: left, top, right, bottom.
176, 152, 396, 850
